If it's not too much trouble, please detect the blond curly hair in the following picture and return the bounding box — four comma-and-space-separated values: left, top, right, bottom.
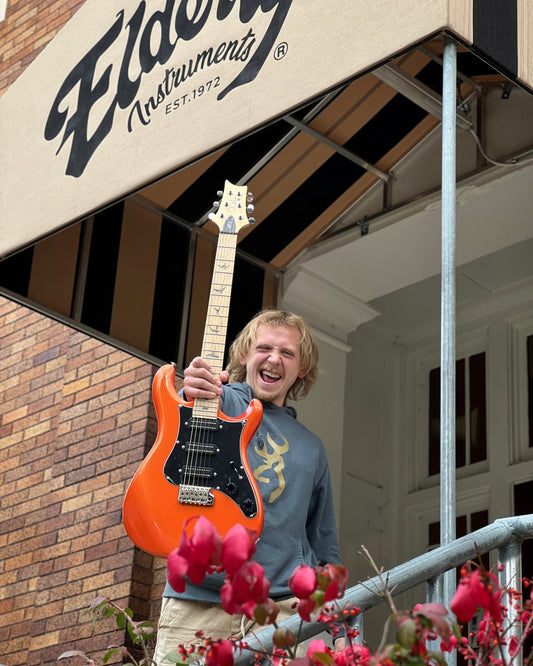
226, 310, 319, 402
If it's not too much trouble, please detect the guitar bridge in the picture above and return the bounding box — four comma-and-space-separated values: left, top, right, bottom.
178, 485, 215, 506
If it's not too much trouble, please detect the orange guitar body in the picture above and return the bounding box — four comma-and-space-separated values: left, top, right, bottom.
123, 364, 264, 558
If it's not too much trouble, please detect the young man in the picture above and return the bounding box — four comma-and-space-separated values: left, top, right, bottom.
153, 310, 343, 661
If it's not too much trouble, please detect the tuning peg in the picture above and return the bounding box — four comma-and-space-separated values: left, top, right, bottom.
217, 190, 223, 197
213, 200, 220, 208
208, 212, 217, 221
247, 193, 253, 202
246, 204, 254, 214
248, 217, 256, 224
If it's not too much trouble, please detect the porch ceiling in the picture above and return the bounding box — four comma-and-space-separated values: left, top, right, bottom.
136, 36, 533, 338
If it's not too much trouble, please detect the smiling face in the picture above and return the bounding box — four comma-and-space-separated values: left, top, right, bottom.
240, 324, 307, 406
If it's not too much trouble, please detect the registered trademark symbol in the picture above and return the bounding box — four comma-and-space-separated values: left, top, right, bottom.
274, 42, 288, 60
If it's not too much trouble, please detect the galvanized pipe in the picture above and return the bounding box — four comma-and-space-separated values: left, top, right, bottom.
498, 539, 523, 661
440, 38, 458, 632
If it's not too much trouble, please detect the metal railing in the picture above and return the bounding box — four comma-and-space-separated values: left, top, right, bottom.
235, 514, 533, 665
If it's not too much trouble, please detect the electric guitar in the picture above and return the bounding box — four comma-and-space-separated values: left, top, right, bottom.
122, 181, 264, 558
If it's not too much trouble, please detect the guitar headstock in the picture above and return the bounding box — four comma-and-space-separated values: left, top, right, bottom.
208, 180, 255, 235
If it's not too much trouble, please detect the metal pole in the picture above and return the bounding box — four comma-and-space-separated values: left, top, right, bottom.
440, 36, 457, 643
498, 541, 522, 662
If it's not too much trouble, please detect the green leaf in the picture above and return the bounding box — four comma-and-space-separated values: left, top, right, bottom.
126, 625, 138, 643
427, 650, 447, 665
396, 619, 416, 649
103, 647, 121, 664
116, 612, 127, 629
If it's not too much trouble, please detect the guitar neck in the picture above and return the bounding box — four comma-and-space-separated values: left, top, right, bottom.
189, 180, 254, 422
192, 231, 238, 422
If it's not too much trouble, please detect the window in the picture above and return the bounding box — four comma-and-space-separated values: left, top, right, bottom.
428, 509, 489, 552
428, 352, 487, 475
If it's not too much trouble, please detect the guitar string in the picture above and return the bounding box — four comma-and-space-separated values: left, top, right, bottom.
186, 245, 232, 492
180, 210, 240, 498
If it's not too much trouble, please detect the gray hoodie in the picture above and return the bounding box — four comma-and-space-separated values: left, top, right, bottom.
164, 382, 341, 602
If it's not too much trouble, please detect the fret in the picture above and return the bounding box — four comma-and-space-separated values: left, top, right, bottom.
193, 398, 219, 420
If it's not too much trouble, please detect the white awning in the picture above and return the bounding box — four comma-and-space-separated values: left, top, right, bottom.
1, 0, 531, 258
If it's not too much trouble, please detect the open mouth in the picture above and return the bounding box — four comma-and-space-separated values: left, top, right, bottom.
260, 369, 281, 384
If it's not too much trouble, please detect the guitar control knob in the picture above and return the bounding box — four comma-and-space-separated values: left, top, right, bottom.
243, 498, 256, 516
226, 481, 237, 495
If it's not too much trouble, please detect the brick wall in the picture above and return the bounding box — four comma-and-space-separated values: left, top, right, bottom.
0, 0, 84, 97
0, 296, 168, 665
0, 3, 172, 662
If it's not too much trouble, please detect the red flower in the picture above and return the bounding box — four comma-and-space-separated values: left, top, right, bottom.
188, 516, 223, 583
233, 561, 269, 604
220, 561, 271, 620
297, 596, 317, 622
206, 639, 234, 666
167, 550, 189, 593
508, 634, 521, 657
450, 575, 478, 623
221, 523, 257, 574
167, 516, 223, 592
335, 643, 371, 666
289, 563, 348, 623
220, 581, 241, 615
414, 602, 452, 644
320, 564, 349, 601
306, 638, 329, 664
450, 567, 502, 624
289, 564, 318, 599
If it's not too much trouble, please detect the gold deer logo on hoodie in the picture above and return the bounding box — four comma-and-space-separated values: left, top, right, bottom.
253, 433, 289, 503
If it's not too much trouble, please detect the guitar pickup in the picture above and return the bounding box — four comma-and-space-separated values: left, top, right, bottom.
188, 417, 220, 431
184, 442, 218, 455
181, 466, 214, 479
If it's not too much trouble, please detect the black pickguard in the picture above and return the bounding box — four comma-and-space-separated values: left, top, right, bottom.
163, 404, 259, 518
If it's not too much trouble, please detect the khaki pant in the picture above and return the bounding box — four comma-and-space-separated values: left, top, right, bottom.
153, 597, 298, 665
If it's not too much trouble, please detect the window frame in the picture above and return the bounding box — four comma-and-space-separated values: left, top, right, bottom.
509, 312, 533, 463
408, 327, 490, 492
